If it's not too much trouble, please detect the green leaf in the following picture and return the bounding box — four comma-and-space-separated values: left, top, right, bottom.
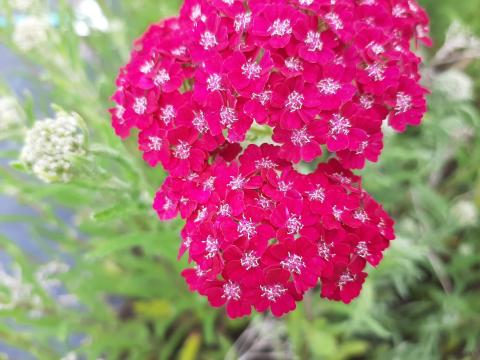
86, 231, 178, 259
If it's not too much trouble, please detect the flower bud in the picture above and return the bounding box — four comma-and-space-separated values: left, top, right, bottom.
20, 111, 86, 183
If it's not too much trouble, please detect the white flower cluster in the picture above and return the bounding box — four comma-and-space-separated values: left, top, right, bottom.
0, 96, 23, 132
13, 16, 49, 52
20, 111, 86, 183
0, 264, 42, 316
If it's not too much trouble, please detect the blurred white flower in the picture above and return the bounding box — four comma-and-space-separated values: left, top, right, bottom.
74, 0, 109, 37
451, 200, 478, 226
0, 96, 23, 132
0, 264, 42, 315
433, 69, 474, 102
13, 16, 49, 52
20, 111, 87, 183
35, 261, 70, 291
11, 0, 35, 11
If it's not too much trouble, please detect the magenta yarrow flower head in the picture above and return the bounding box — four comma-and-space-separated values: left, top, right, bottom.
110, 0, 430, 318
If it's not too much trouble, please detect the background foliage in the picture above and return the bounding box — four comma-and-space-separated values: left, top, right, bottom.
0, 0, 479, 359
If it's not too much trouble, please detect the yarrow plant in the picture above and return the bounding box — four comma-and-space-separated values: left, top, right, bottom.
110, 0, 430, 318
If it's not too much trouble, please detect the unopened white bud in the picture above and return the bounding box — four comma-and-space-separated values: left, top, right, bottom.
20, 111, 86, 183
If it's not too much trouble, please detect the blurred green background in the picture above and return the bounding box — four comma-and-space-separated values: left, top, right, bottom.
0, 0, 479, 359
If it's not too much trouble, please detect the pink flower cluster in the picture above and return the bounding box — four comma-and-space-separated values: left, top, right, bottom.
110, 0, 430, 318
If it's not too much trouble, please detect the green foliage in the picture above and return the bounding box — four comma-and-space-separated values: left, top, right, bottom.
0, 0, 479, 359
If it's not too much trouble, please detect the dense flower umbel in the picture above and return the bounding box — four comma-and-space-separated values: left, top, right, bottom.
155, 148, 395, 317
111, 0, 429, 318
20, 111, 86, 183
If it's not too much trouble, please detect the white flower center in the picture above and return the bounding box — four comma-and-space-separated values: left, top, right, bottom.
305, 31, 323, 52
190, 5, 206, 22
228, 174, 246, 190
268, 18, 292, 37
217, 203, 231, 216
195, 266, 209, 277
183, 236, 192, 248
359, 94, 374, 109
115, 105, 125, 123
392, 4, 407, 18
317, 78, 341, 95
356, 241, 371, 258
254, 157, 276, 169
162, 196, 174, 211
252, 90, 272, 105
325, 12, 344, 30
241, 59, 262, 80
285, 91, 304, 112
291, 127, 313, 147
280, 252, 305, 274
332, 172, 351, 184
332, 205, 344, 221
204, 235, 219, 258
222, 280, 241, 301
318, 241, 333, 260
257, 195, 275, 209
234, 12, 251, 32
173, 140, 191, 159
160, 105, 175, 125
354, 209, 369, 223
284, 57, 303, 71
192, 111, 209, 133
286, 214, 303, 235
206, 73, 222, 92
240, 251, 260, 270
140, 60, 154, 74
366, 63, 386, 82
355, 140, 369, 155
220, 106, 238, 129
133, 97, 147, 115
307, 185, 325, 202
394, 92, 413, 114
237, 217, 257, 239
338, 271, 355, 289
200, 31, 218, 50
153, 68, 170, 86
172, 46, 187, 57
203, 176, 216, 191
368, 41, 385, 55
194, 206, 208, 223
329, 114, 351, 136
260, 284, 287, 302
148, 136, 162, 151
278, 181, 293, 193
